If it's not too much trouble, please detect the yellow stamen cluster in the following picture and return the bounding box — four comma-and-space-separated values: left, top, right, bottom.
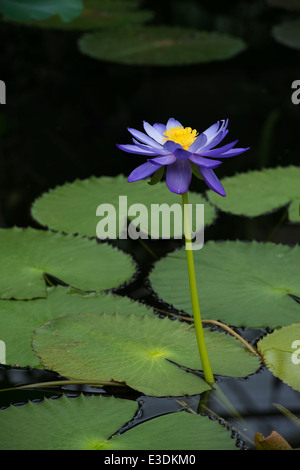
163, 126, 198, 150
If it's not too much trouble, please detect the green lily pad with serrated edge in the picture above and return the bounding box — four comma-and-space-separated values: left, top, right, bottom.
0, 285, 153, 367
149, 240, 300, 329
78, 25, 246, 66
257, 323, 300, 392
272, 20, 300, 50
33, 312, 261, 397
7, 0, 154, 30
0, 227, 135, 299
206, 166, 300, 222
0, 394, 239, 450
108, 410, 239, 450
0, 395, 139, 450
0, 0, 83, 22
31, 174, 216, 239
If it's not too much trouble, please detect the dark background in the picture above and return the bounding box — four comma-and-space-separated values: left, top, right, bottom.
0, 0, 299, 242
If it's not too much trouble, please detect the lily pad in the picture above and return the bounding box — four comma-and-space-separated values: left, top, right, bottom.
109, 410, 239, 450
33, 312, 260, 396
9, 0, 153, 30
0, 0, 83, 22
272, 20, 300, 51
0, 394, 238, 450
0, 286, 152, 367
0, 394, 139, 450
257, 323, 300, 392
0, 227, 135, 299
206, 167, 300, 222
149, 240, 300, 329
31, 174, 216, 239
78, 26, 246, 66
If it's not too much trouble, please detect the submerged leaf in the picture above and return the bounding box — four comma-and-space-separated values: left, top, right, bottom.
272, 20, 300, 51
33, 312, 260, 396
0, 0, 83, 22
78, 26, 246, 66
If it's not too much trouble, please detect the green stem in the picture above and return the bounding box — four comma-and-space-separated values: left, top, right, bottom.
182, 191, 215, 386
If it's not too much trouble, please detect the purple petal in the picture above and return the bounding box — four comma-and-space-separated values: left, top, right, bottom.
166, 160, 192, 194
163, 141, 183, 153
127, 127, 162, 149
128, 161, 161, 182
153, 123, 166, 135
117, 144, 158, 155
199, 168, 226, 197
143, 121, 164, 145
148, 155, 176, 165
188, 133, 207, 152
202, 121, 220, 141
166, 118, 183, 130
189, 154, 222, 169
197, 140, 238, 157
173, 148, 191, 160
217, 147, 251, 158
200, 129, 229, 152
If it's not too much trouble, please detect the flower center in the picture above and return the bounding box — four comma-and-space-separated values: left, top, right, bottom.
163, 126, 198, 150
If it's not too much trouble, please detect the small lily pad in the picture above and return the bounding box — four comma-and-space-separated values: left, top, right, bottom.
0, 227, 135, 299
78, 25, 246, 66
0, 394, 238, 450
206, 166, 300, 222
0, 286, 152, 367
31, 174, 216, 239
33, 312, 260, 396
9, 0, 153, 30
272, 20, 300, 51
149, 240, 300, 329
257, 323, 300, 392
0, 0, 83, 22
0, 395, 139, 450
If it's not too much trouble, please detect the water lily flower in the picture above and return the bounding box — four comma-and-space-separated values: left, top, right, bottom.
117, 118, 250, 196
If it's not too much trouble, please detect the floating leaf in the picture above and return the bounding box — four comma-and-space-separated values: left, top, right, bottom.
31, 174, 216, 239
0, 227, 135, 299
0, 394, 238, 450
0, 286, 152, 367
78, 26, 246, 66
257, 323, 300, 392
8, 0, 153, 30
0, 0, 83, 22
110, 410, 239, 450
149, 241, 300, 329
0, 395, 138, 450
272, 20, 300, 50
33, 312, 260, 396
206, 166, 300, 222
